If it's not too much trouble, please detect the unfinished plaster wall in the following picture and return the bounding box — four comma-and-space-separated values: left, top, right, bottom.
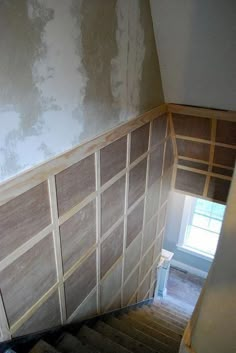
0, 0, 163, 182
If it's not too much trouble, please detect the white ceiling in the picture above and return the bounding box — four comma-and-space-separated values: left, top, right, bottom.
150, 0, 236, 111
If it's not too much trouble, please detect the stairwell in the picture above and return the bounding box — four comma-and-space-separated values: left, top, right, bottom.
21, 301, 190, 353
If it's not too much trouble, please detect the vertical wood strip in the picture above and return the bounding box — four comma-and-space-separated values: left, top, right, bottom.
121, 133, 131, 306
203, 118, 217, 196
95, 151, 101, 314
169, 112, 178, 189
0, 292, 11, 341
48, 176, 67, 323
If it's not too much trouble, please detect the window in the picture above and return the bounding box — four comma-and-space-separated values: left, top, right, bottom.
178, 196, 226, 260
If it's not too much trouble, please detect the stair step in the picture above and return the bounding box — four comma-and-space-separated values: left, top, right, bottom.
147, 305, 189, 325
139, 307, 186, 330
120, 315, 180, 351
56, 332, 100, 353
153, 302, 191, 318
77, 325, 132, 353
105, 317, 173, 353
94, 321, 154, 353
29, 340, 59, 353
128, 310, 183, 338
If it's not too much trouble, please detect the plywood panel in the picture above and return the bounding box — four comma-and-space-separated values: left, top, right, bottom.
138, 272, 151, 302
123, 268, 139, 306
60, 200, 96, 273
107, 292, 121, 312
207, 177, 231, 203
126, 199, 144, 248
100, 136, 127, 185
146, 178, 161, 223
0, 234, 57, 326
176, 139, 210, 161
101, 222, 123, 278
151, 114, 167, 146
163, 137, 174, 173
157, 206, 167, 236
128, 158, 147, 208
160, 167, 173, 206
211, 166, 233, 177
56, 154, 95, 216
101, 176, 125, 235
130, 124, 149, 163
153, 233, 163, 263
172, 114, 211, 140
0, 182, 50, 262
124, 234, 141, 282
143, 215, 158, 255
100, 260, 122, 312
148, 143, 164, 187
213, 146, 236, 168
70, 290, 97, 322
140, 246, 154, 281
65, 250, 96, 318
178, 159, 208, 171
175, 169, 206, 195
13, 291, 61, 337
215, 120, 236, 145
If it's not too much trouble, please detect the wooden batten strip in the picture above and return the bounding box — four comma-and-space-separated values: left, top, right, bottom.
0, 224, 53, 273
177, 165, 232, 181
174, 188, 226, 205
0, 292, 11, 341
167, 103, 236, 122
48, 176, 66, 323
178, 156, 234, 170
105, 289, 122, 313
95, 151, 101, 314
0, 105, 167, 206
169, 112, 178, 189
203, 118, 217, 197
175, 134, 236, 150
121, 134, 130, 306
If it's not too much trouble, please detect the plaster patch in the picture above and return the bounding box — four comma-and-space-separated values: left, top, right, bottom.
111, 0, 145, 121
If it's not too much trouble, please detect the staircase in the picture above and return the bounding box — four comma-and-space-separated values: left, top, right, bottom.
24, 301, 190, 353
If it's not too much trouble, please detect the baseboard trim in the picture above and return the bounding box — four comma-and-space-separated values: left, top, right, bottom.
171, 259, 208, 279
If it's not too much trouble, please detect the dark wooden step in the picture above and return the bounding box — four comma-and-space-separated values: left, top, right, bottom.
29, 340, 59, 353
153, 302, 191, 319
77, 325, 132, 353
94, 321, 154, 353
147, 305, 189, 325
56, 332, 100, 353
105, 317, 173, 353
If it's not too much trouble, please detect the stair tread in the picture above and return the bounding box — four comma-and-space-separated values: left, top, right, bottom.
146, 305, 188, 324
105, 317, 173, 353
77, 325, 132, 353
127, 310, 183, 338
29, 340, 59, 353
120, 315, 180, 351
136, 307, 186, 331
56, 332, 100, 353
153, 302, 191, 318
94, 320, 154, 353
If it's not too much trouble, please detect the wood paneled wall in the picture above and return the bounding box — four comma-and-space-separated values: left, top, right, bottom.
169, 104, 236, 203
0, 105, 174, 340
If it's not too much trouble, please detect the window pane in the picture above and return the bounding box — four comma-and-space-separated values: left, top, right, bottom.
185, 226, 219, 256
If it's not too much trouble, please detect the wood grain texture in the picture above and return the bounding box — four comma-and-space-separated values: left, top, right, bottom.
211, 166, 233, 177
101, 222, 124, 278
124, 234, 141, 282
213, 146, 236, 168
100, 136, 127, 185
0, 234, 57, 326
163, 137, 174, 173
128, 158, 147, 208
140, 246, 154, 281
138, 272, 151, 302
143, 215, 158, 255
178, 159, 209, 171
146, 178, 161, 223
148, 143, 164, 187
126, 199, 144, 248
70, 289, 97, 323
0, 182, 51, 262
172, 113, 211, 140
13, 291, 61, 337
60, 200, 96, 273
177, 139, 210, 161
123, 268, 139, 306
175, 169, 206, 196
157, 205, 167, 236
160, 167, 173, 206
215, 120, 236, 145
56, 154, 95, 216
130, 123, 149, 163
101, 176, 125, 235
151, 114, 167, 146
100, 260, 122, 312
207, 177, 231, 203
64, 250, 96, 318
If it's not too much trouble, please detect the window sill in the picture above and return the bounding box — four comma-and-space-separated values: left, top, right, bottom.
176, 244, 214, 262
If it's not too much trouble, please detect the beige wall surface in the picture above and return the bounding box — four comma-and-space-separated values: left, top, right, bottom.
0, 0, 163, 182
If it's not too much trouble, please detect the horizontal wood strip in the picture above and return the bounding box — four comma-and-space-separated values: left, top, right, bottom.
178, 156, 234, 170
177, 165, 232, 181
167, 103, 236, 122
0, 105, 167, 206
176, 135, 236, 149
